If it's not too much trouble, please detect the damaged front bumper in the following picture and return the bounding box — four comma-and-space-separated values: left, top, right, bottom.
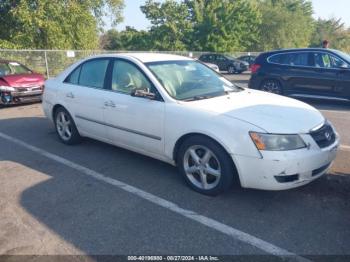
0, 89, 43, 105
232, 134, 339, 190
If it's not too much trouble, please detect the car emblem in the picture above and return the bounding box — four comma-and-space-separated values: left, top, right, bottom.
325, 132, 331, 141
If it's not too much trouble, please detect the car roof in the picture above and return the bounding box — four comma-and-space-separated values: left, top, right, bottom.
91, 53, 193, 63
263, 48, 338, 55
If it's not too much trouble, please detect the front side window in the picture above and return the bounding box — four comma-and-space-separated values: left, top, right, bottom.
329, 54, 349, 68
313, 53, 332, 68
79, 59, 109, 89
147, 60, 241, 101
111, 60, 152, 94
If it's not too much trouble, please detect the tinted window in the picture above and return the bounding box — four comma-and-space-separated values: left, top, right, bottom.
269, 52, 310, 66
79, 59, 109, 89
268, 54, 283, 64
288, 53, 310, 66
312, 53, 349, 69
207, 54, 215, 61
329, 54, 349, 68
111, 60, 152, 94
65, 66, 81, 85
216, 55, 227, 61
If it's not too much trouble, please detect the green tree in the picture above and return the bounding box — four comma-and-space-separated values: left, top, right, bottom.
186, 0, 261, 52
254, 0, 314, 51
310, 18, 350, 52
0, 0, 124, 49
141, 0, 193, 51
100, 27, 152, 50
140, 0, 261, 52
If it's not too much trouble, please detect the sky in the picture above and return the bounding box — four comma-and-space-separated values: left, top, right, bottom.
111, 0, 350, 31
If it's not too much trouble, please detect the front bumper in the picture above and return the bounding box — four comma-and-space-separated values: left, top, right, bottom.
232, 135, 339, 190
0, 90, 43, 104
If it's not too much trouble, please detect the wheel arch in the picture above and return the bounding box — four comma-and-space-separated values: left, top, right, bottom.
260, 78, 284, 93
172, 132, 240, 183
52, 104, 66, 120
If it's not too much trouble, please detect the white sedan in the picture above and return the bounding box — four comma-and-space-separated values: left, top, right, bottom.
43, 53, 339, 195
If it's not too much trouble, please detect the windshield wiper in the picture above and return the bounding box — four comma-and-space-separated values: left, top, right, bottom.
183, 95, 213, 102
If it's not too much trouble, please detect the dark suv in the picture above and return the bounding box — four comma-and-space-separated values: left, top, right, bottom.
249, 48, 350, 101
199, 53, 249, 74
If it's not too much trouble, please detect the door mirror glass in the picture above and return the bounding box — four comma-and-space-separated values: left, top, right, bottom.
131, 88, 156, 100
338, 62, 349, 69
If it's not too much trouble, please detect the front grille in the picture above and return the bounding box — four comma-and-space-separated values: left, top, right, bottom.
310, 123, 336, 148
15, 86, 42, 92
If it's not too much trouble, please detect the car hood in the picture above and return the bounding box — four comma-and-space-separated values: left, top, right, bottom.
0, 73, 45, 88
182, 89, 325, 134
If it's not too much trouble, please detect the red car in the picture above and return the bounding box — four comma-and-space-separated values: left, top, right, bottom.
0, 60, 45, 105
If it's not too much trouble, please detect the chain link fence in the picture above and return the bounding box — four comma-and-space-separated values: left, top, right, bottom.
0, 49, 261, 78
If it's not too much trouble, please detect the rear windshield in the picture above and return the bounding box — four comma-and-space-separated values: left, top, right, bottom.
0, 62, 31, 77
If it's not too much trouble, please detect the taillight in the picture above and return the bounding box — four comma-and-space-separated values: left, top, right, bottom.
251, 64, 261, 74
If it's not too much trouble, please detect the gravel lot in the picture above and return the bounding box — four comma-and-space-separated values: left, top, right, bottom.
0, 73, 349, 260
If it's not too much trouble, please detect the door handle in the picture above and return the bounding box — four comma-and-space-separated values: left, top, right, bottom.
66, 92, 75, 98
104, 100, 116, 108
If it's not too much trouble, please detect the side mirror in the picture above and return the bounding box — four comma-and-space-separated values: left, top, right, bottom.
339, 63, 349, 69
131, 89, 156, 100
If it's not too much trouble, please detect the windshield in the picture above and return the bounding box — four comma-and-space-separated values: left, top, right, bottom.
0, 62, 31, 77
146, 60, 241, 101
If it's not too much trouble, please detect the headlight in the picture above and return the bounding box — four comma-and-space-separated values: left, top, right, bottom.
249, 132, 306, 151
0, 86, 15, 92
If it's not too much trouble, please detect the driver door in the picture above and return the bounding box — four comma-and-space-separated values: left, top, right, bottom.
103, 59, 165, 155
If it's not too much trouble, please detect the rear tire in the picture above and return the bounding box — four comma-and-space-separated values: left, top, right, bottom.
228, 66, 236, 74
177, 136, 235, 196
54, 107, 82, 145
260, 79, 283, 95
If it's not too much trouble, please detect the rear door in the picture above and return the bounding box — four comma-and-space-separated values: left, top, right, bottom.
62, 58, 111, 139
278, 52, 316, 94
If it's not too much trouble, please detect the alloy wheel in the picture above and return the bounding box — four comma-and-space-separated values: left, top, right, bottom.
56, 111, 73, 141
183, 145, 221, 190
261, 80, 282, 94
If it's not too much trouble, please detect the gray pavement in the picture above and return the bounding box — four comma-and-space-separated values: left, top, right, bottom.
0, 75, 349, 259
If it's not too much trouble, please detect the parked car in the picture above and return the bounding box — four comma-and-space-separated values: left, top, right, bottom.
203, 62, 220, 72
237, 55, 257, 69
249, 48, 350, 101
43, 53, 339, 196
199, 53, 249, 74
0, 60, 45, 105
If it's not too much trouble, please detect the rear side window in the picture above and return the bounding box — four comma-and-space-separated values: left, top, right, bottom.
65, 66, 81, 85
268, 54, 283, 64
79, 59, 109, 89
268, 52, 310, 66
288, 53, 310, 66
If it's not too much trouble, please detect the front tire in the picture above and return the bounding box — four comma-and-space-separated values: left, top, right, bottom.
54, 107, 81, 145
177, 136, 235, 196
